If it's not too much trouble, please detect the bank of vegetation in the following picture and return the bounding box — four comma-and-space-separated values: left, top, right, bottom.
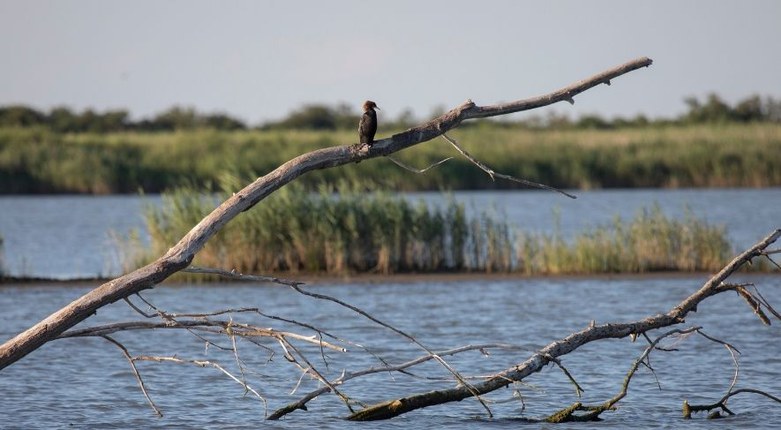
1, 123, 780, 194
120, 179, 765, 278
1, 94, 781, 194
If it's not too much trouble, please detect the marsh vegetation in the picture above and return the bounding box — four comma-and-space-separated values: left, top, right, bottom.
1, 123, 780, 194
126, 180, 745, 277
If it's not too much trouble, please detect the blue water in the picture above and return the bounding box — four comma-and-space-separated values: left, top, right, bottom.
0, 188, 779, 279
1, 275, 780, 428
0, 189, 780, 427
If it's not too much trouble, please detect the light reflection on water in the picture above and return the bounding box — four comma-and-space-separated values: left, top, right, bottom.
1, 274, 779, 428
0, 188, 779, 279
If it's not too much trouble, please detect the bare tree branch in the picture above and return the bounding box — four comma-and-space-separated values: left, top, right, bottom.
185, 264, 495, 416
0, 57, 653, 370
60, 319, 346, 352
268, 343, 519, 420
346, 229, 781, 420
133, 354, 267, 410
545, 327, 701, 422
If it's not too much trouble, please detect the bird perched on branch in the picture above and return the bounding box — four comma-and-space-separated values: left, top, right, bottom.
359, 100, 379, 146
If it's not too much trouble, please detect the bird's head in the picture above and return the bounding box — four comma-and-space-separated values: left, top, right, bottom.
362, 100, 379, 112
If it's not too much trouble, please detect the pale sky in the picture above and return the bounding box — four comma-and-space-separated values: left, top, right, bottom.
1, 1, 779, 124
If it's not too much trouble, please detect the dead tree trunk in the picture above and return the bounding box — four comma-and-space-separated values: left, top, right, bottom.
0, 57, 652, 370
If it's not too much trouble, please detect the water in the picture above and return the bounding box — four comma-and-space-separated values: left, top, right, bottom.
1, 275, 780, 428
0, 188, 779, 279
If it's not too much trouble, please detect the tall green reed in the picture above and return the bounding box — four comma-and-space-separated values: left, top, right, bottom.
133, 180, 742, 277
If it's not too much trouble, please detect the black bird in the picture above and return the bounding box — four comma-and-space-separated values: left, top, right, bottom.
359, 100, 379, 145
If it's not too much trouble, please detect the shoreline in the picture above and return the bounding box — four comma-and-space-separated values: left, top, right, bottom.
0, 270, 756, 288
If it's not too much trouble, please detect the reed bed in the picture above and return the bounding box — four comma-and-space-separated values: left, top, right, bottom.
134, 182, 744, 278
515, 206, 732, 274
2, 123, 780, 193
142, 179, 469, 275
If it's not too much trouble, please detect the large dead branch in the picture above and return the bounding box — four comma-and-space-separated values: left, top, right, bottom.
346, 229, 781, 420
0, 57, 653, 370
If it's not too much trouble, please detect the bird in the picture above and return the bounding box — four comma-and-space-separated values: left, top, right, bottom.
358, 100, 379, 145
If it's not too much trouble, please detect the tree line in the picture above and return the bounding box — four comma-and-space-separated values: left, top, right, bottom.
0, 93, 779, 133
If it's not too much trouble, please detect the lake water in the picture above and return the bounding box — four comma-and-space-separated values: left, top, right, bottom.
1, 275, 780, 428
0, 188, 779, 279
0, 189, 780, 428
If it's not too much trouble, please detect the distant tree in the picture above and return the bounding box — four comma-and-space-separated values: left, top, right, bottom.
546, 111, 572, 129
765, 96, 781, 123
151, 106, 199, 131
204, 113, 247, 131
333, 102, 359, 130
392, 108, 417, 129
732, 95, 763, 122
683, 93, 732, 123
48, 106, 79, 132
263, 104, 339, 130
99, 110, 130, 132
0, 105, 46, 127
576, 114, 612, 129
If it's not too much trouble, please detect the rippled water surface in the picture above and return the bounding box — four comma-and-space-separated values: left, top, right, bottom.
2, 275, 780, 428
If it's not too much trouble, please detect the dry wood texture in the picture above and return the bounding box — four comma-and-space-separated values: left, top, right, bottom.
0, 57, 652, 370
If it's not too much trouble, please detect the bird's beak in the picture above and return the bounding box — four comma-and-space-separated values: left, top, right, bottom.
375, 106, 380, 110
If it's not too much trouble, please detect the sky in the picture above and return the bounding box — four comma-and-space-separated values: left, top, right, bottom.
1, 1, 780, 125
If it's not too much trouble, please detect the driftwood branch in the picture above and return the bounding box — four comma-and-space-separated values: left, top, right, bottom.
543, 326, 746, 422
181, 265, 496, 417
346, 229, 781, 421
684, 389, 781, 419
266, 343, 518, 420
0, 57, 652, 369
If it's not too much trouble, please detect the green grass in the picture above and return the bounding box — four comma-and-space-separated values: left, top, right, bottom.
1, 123, 780, 193
126, 181, 753, 278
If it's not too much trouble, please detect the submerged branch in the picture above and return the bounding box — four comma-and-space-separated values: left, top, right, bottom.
346, 229, 781, 420
684, 389, 781, 419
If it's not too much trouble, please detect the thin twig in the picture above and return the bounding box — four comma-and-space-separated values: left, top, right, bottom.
183, 266, 303, 288
696, 330, 741, 395
134, 354, 268, 412
60, 319, 345, 351
545, 355, 585, 397
102, 335, 162, 417
441, 133, 576, 199
281, 338, 355, 413
183, 264, 493, 417
545, 327, 701, 422
124, 296, 156, 318
386, 155, 453, 173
